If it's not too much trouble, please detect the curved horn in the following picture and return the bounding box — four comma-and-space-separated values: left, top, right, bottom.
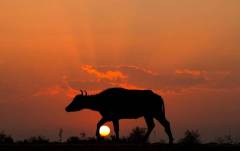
80, 90, 84, 96
84, 90, 88, 96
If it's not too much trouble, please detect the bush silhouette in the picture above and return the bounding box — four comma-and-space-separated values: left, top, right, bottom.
216, 134, 234, 144
66, 135, 98, 144
127, 127, 147, 143
24, 136, 49, 144
178, 130, 201, 144
66, 136, 82, 144
0, 131, 14, 144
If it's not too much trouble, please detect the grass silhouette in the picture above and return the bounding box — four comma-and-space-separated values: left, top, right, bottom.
0, 128, 239, 151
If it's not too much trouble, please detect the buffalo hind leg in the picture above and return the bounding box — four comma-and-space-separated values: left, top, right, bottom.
96, 118, 108, 141
144, 116, 155, 142
112, 120, 119, 142
155, 116, 174, 144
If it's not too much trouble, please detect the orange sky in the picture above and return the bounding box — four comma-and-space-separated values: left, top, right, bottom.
0, 0, 240, 142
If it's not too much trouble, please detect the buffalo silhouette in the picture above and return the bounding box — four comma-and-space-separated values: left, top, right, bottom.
65, 87, 174, 144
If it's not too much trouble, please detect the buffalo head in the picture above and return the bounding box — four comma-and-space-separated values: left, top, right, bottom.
65, 90, 88, 112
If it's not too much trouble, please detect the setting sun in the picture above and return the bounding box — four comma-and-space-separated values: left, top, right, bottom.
99, 125, 111, 137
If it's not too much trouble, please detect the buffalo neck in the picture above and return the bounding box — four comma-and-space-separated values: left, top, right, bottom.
82, 95, 101, 111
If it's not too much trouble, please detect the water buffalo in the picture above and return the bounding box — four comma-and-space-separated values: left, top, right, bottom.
65, 87, 174, 144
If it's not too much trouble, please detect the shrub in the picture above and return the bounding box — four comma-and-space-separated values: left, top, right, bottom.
24, 136, 49, 144
178, 130, 201, 144
0, 131, 14, 144
127, 127, 147, 143
216, 135, 234, 144
66, 136, 81, 144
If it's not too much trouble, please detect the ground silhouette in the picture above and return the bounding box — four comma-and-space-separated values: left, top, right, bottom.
65, 87, 174, 144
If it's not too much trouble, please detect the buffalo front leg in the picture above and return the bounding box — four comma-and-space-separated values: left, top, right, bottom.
96, 118, 108, 141
112, 120, 119, 142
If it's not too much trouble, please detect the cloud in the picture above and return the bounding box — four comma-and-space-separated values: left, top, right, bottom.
36, 66, 240, 97
81, 65, 127, 81
66, 65, 208, 95
34, 76, 79, 98
34, 65, 212, 97
68, 80, 115, 91
175, 69, 208, 77
206, 70, 240, 89
96, 65, 207, 89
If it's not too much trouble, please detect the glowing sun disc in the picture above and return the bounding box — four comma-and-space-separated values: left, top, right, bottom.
99, 125, 110, 137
